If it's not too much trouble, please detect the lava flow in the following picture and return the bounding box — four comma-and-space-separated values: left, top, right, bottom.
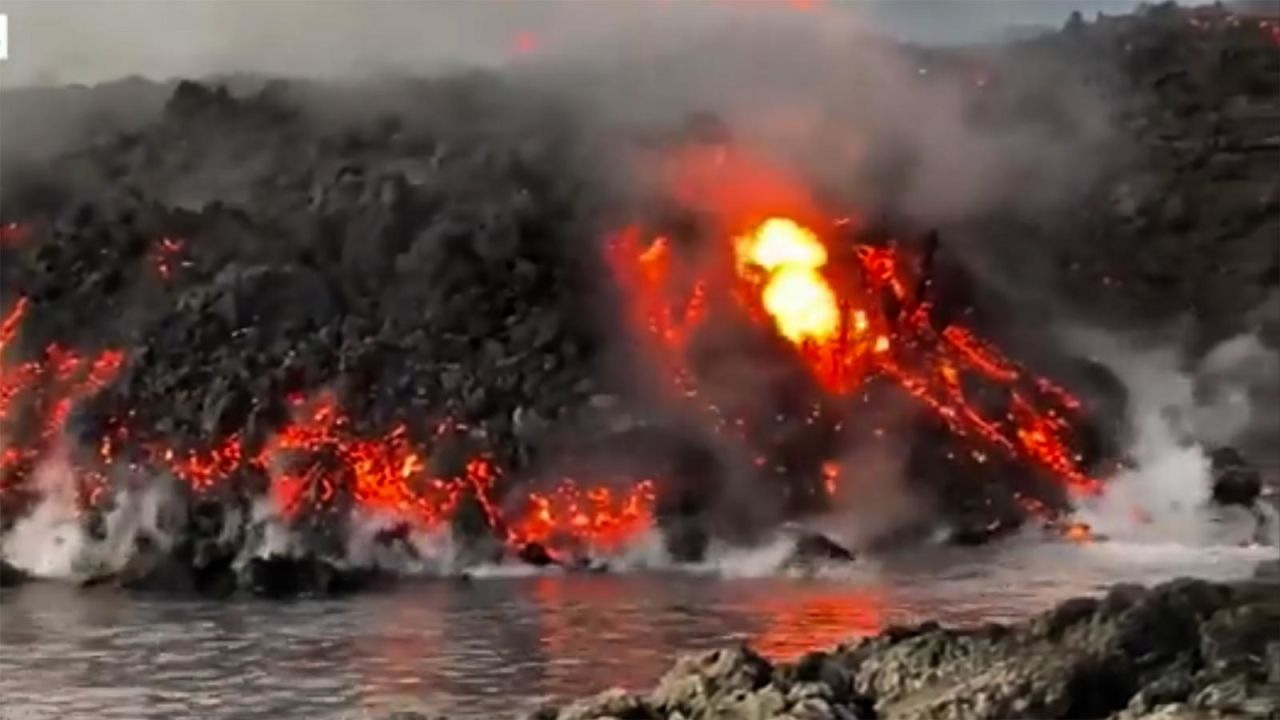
609, 196, 1102, 504
2, 144, 1101, 558
505, 479, 658, 553
0, 299, 656, 555
1, 298, 126, 507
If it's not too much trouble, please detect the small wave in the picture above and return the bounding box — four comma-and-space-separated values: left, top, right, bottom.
1077, 539, 1275, 564
465, 562, 555, 579
685, 536, 799, 578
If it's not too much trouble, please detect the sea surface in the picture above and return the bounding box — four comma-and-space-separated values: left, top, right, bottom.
0, 539, 1270, 720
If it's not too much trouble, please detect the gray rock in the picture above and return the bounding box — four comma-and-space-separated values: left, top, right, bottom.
784, 532, 857, 568
553, 688, 651, 720
648, 647, 773, 715
1209, 447, 1263, 507
790, 697, 836, 720
547, 576, 1279, 720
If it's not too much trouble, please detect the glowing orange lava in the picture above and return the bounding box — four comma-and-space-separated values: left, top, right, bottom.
0, 299, 126, 503
0, 295, 656, 553
616, 204, 1102, 505
505, 478, 657, 554
1061, 521, 1094, 543
1, 159, 1106, 554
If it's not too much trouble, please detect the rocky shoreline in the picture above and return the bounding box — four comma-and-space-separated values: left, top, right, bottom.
512, 564, 1279, 720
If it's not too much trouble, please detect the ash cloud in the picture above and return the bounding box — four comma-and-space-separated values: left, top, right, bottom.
536, 8, 1118, 224
1, 1, 1127, 270
2, 1, 1122, 190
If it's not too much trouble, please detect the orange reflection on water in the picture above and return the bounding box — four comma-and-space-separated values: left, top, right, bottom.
532, 574, 574, 659
750, 586, 886, 660
530, 575, 678, 692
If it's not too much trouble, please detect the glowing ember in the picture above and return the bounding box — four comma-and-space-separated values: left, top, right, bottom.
159, 434, 246, 493
0, 298, 27, 341
820, 461, 839, 497
1061, 521, 1095, 543
150, 237, 185, 281
0, 222, 29, 247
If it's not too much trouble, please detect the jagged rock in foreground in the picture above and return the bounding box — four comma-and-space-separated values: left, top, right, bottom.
529, 576, 1280, 720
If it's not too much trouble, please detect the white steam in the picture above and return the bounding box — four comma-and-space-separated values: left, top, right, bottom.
1070, 326, 1278, 547
692, 534, 802, 579
2, 444, 185, 579
2, 444, 87, 577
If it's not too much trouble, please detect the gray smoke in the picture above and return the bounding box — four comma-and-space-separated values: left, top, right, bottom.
0, 1, 1147, 88
1, 1, 1127, 236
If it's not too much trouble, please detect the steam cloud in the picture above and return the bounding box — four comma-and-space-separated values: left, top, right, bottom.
3, 0, 1117, 217
1071, 319, 1280, 548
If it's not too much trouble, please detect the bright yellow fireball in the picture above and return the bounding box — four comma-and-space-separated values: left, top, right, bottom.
736, 217, 839, 344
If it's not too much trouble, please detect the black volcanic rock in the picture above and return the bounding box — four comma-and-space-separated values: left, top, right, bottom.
783, 529, 858, 569
5, 75, 607, 480
1253, 558, 1280, 584
0, 559, 30, 588
661, 518, 711, 564
243, 554, 389, 599
516, 542, 558, 568
1210, 447, 1263, 507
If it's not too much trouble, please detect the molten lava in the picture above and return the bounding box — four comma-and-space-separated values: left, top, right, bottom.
0, 296, 655, 554
505, 479, 657, 554
610, 203, 1103, 507
1, 299, 126, 506
1, 141, 1105, 557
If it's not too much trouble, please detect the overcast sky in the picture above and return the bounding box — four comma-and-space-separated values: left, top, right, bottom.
0, 1, 1151, 88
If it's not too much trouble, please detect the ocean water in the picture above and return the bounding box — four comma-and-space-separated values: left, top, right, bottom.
0, 538, 1270, 720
